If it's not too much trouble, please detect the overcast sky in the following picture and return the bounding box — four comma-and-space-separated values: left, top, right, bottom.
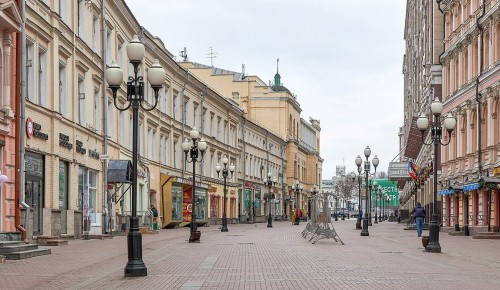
126, 0, 407, 181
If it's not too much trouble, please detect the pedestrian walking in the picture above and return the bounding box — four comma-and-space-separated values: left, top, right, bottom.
412, 202, 426, 237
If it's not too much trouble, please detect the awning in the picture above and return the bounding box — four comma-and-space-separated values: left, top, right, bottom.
439, 189, 455, 195
463, 183, 479, 192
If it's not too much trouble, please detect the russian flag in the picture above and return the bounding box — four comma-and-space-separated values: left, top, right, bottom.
408, 161, 419, 181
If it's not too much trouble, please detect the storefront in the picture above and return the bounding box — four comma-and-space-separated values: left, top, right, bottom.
160, 174, 209, 228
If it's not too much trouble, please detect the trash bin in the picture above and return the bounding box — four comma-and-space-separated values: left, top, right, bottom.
153, 222, 158, 231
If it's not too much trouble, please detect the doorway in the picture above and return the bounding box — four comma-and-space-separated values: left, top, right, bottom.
25, 152, 44, 236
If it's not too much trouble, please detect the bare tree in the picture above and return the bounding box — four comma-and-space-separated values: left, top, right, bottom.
377, 171, 387, 179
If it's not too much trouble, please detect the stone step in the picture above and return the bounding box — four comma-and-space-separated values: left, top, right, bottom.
3, 248, 51, 260
0, 244, 39, 254
46, 239, 68, 246
0, 241, 26, 247
448, 231, 465, 236
475, 232, 500, 236
472, 234, 500, 239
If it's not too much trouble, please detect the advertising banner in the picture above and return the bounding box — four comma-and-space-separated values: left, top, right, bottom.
183, 186, 192, 222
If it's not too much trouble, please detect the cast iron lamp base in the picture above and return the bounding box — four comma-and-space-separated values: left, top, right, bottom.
221, 214, 228, 232
124, 217, 147, 277
267, 214, 273, 228
189, 231, 201, 243
360, 217, 369, 236
425, 217, 441, 253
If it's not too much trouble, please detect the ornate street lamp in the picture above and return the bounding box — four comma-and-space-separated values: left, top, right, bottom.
353, 163, 363, 229
291, 180, 303, 225
216, 155, 235, 232
417, 97, 456, 253
355, 146, 379, 236
310, 184, 319, 221
264, 172, 277, 228
106, 35, 165, 277
374, 185, 380, 224
385, 194, 390, 220
182, 127, 208, 242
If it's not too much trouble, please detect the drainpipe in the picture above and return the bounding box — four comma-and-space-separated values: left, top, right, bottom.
15, 0, 27, 242
101, 0, 109, 234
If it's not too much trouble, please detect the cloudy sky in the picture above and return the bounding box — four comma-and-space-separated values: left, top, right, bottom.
126, 0, 407, 180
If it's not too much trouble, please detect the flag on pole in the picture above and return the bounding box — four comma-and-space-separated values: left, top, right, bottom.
408, 161, 419, 181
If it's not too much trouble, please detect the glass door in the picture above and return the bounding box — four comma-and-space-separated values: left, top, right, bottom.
26, 179, 44, 235
59, 161, 68, 234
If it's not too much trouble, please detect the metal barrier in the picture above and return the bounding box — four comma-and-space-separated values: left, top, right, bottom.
301, 192, 344, 245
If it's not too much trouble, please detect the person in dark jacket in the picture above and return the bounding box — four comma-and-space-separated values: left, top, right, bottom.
412, 202, 426, 237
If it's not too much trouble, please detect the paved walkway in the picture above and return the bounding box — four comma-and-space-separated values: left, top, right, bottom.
1, 219, 500, 289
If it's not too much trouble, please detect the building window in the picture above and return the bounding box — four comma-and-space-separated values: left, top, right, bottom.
147, 127, 153, 160
107, 100, 114, 139
173, 139, 178, 168
117, 43, 123, 70
93, 88, 100, 132
38, 47, 47, 107
106, 29, 112, 66
173, 92, 178, 121
153, 130, 158, 162
184, 98, 189, 125
78, 77, 85, 125
26, 42, 34, 102
193, 103, 199, 129
160, 135, 166, 164
77, 0, 84, 38
78, 167, 98, 224
59, 0, 68, 23
92, 15, 99, 53
59, 63, 67, 116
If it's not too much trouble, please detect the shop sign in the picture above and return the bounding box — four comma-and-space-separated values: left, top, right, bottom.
177, 177, 209, 189
88, 149, 100, 160
388, 162, 411, 180
76, 140, 86, 154
493, 166, 500, 176
59, 133, 73, 149
26, 117, 48, 140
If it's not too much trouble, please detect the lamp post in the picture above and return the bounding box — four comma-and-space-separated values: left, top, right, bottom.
334, 192, 339, 221
264, 172, 277, 228
368, 179, 377, 226
291, 180, 303, 225
374, 185, 379, 224
310, 185, 319, 220
385, 195, 390, 220
417, 97, 456, 253
182, 128, 208, 243
377, 187, 383, 222
355, 147, 379, 236
106, 35, 165, 277
353, 168, 362, 229
216, 155, 235, 232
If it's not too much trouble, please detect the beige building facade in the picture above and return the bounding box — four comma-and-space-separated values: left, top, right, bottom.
19, 0, 323, 239
181, 62, 323, 218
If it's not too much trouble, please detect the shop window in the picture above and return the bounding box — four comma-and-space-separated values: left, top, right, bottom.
195, 188, 207, 220
172, 185, 182, 220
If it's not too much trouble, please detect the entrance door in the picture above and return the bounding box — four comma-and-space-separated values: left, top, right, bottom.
26, 179, 44, 235
59, 161, 68, 234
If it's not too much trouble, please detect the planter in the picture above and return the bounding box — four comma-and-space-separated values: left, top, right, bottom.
421, 236, 429, 248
